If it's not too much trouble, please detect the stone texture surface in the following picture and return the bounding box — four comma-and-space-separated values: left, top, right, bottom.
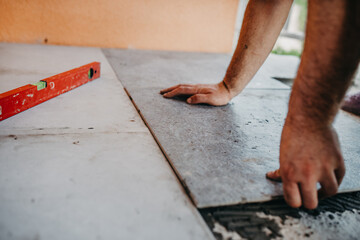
105, 48, 360, 208
200, 191, 360, 240
103, 49, 291, 91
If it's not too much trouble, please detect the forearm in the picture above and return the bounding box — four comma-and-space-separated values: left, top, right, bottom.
224, 0, 293, 97
287, 0, 360, 129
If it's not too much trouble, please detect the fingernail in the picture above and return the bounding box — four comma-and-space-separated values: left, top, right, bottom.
187, 98, 192, 103
266, 170, 282, 182
266, 171, 272, 178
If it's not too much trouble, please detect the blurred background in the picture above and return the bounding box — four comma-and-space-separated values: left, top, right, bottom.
0, 0, 305, 54
0, 0, 358, 88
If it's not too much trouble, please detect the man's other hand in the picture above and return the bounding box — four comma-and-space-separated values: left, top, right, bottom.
160, 82, 232, 106
266, 122, 345, 209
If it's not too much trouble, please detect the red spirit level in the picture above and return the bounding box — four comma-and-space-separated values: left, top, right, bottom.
0, 62, 101, 121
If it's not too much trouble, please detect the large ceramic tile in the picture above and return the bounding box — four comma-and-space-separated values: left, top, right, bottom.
0, 132, 213, 240
103, 49, 290, 91
122, 87, 360, 208
0, 43, 114, 93
0, 43, 147, 134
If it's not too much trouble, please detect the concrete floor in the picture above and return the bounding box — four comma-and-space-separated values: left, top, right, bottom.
1, 43, 359, 240
0, 43, 213, 240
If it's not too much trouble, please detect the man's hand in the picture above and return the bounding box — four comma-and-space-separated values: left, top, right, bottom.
160, 82, 232, 106
267, 122, 345, 209
267, 0, 359, 209
160, 0, 293, 107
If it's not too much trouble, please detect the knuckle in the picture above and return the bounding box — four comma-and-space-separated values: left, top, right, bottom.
322, 162, 333, 172
334, 150, 343, 160
301, 163, 313, 178
338, 163, 346, 174
173, 88, 181, 94
191, 96, 198, 102
201, 95, 212, 102
326, 184, 338, 196
281, 165, 296, 181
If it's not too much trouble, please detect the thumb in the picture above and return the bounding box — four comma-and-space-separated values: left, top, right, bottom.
266, 169, 282, 182
187, 94, 210, 105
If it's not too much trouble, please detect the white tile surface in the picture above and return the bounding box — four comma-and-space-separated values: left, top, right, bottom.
0, 133, 212, 240
0, 43, 213, 240
0, 43, 115, 92
0, 43, 146, 134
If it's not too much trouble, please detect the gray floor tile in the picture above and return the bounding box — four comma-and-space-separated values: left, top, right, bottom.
105, 49, 360, 208
123, 87, 360, 207
103, 49, 290, 91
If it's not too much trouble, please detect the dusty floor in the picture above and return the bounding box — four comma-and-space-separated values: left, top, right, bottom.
201, 191, 360, 240
105, 48, 360, 239
1, 43, 360, 240
0, 43, 213, 240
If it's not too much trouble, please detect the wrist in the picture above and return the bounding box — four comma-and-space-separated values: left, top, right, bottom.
285, 72, 342, 130
222, 77, 245, 99
286, 94, 333, 132
284, 112, 330, 134
216, 81, 233, 103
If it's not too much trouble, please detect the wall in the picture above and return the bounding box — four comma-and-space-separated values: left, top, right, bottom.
0, 0, 239, 53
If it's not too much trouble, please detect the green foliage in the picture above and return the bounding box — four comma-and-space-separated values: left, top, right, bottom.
271, 47, 301, 57
294, 0, 307, 32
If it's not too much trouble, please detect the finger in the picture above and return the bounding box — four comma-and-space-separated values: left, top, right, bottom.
266, 169, 282, 182
318, 172, 339, 199
160, 84, 190, 94
160, 84, 180, 94
282, 180, 302, 208
163, 86, 198, 98
334, 162, 345, 186
187, 94, 211, 105
299, 181, 318, 209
